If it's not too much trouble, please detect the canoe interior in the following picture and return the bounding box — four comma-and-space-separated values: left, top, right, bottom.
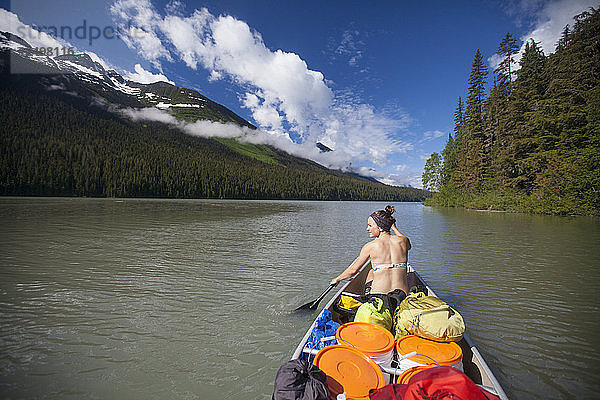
292, 262, 508, 399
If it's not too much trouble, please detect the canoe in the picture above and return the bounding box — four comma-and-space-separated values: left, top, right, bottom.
291, 261, 509, 399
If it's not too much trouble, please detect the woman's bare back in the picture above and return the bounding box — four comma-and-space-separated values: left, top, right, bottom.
368, 235, 409, 294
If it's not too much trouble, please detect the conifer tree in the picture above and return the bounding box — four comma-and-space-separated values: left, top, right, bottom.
465, 49, 488, 134
494, 32, 520, 94
422, 152, 442, 191
456, 50, 488, 190
556, 24, 571, 50
439, 97, 464, 185
440, 134, 455, 185
453, 96, 464, 143
0, 80, 429, 202
427, 7, 599, 215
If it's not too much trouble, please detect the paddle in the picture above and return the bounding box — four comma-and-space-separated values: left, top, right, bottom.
295, 283, 338, 311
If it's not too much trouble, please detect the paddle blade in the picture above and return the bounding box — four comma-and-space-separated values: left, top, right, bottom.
294, 300, 317, 311
294, 283, 336, 311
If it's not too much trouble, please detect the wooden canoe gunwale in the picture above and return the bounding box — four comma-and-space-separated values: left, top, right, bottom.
291, 261, 509, 400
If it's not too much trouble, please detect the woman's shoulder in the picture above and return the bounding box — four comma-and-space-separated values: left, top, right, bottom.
363, 238, 378, 247
391, 234, 409, 245
362, 239, 380, 251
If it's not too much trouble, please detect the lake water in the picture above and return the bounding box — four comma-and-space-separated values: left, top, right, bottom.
0, 198, 599, 399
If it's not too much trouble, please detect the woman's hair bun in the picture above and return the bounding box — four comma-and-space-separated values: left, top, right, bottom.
385, 205, 395, 215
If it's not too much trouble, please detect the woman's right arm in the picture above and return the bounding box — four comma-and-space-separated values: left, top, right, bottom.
392, 223, 411, 250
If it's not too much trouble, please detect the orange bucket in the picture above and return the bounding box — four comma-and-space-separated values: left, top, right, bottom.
336, 322, 395, 356
396, 335, 463, 371
396, 366, 433, 384
313, 344, 385, 400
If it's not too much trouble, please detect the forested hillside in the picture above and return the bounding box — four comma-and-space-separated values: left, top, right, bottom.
0, 73, 427, 201
423, 8, 599, 216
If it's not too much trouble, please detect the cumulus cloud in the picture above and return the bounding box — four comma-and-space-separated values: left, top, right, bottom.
519, 0, 596, 55
488, 0, 596, 70
124, 63, 175, 84
112, 103, 413, 183
110, 0, 172, 69
109, 0, 412, 174
0, 5, 416, 186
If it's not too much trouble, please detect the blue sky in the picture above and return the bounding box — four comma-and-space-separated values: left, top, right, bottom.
1, 0, 596, 187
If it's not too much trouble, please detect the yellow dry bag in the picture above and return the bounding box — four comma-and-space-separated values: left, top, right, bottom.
394, 292, 465, 342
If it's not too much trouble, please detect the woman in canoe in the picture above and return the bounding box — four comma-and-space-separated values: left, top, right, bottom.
330, 205, 411, 310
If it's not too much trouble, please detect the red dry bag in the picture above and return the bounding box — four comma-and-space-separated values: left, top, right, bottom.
369, 366, 501, 400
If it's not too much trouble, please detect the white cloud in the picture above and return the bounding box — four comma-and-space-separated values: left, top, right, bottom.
422, 130, 446, 141
487, 53, 504, 72
242, 92, 284, 131
208, 70, 222, 81
379, 172, 422, 188
184, 119, 252, 139
116, 105, 255, 139
118, 106, 179, 124
335, 29, 365, 67
124, 63, 175, 84
519, 0, 596, 55
112, 103, 414, 185
109, 0, 411, 174
0, 5, 417, 186
45, 83, 67, 91
488, 0, 596, 70
165, 0, 186, 16
0, 9, 123, 79
0, 8, 70, 49
110, 0, 172, 69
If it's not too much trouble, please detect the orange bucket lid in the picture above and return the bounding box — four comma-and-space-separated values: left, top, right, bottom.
313, 345, 385, 400
396, 366, 433, 384
336, 322, 395, 355
396, 335, 462, 365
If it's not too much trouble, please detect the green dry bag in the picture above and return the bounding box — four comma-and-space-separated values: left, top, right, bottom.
353, 297, 393, 332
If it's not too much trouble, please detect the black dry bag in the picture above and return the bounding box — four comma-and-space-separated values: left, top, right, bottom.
272, 359, 329, 400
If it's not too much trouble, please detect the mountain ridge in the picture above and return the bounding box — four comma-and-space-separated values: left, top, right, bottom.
1, 30, 256, 128
0, 31, 429, 200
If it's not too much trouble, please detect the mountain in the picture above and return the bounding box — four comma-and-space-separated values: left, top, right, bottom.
316, 142, 333, 152
0, 31, 429, 201
1, 31, 255, 128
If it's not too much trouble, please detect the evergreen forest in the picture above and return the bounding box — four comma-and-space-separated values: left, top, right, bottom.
422, 8, 599, 216
0, 71, 427, 202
